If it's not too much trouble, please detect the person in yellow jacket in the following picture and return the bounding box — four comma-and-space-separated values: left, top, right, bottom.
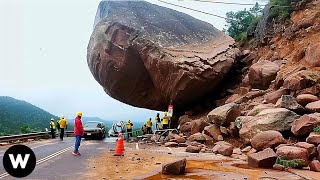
58, 115, 68, 141
155, 113, 160, 130
126, 120, 133, 137
162, 112, 169, 129
50, 118, 56, 139
146, 118, 153, 134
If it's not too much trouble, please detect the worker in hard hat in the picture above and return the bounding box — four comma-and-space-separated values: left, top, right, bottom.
73, 112, 84, 156
58, 115, 68, 141
146, 118, 153, 134
50, 118, 56, 139
126, 120, 133, 138
141, 123, 147, 135
162, 112, 169, 129
155, 113, 160, 130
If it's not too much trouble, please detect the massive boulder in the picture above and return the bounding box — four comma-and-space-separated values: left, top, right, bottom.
87, 1, 239, 111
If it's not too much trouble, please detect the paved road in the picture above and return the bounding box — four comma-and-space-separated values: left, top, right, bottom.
0, 137, 117, 179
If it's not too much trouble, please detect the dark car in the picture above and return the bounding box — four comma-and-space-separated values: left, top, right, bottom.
83, 121, 106, 139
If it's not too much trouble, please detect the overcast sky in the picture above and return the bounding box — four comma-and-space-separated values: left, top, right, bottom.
0, 0, 267, 122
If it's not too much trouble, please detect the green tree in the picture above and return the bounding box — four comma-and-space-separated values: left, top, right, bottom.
226, 9, 255, 41
250, 2, 263, 17
20, 124, 32, 134
269, 0, 292, 21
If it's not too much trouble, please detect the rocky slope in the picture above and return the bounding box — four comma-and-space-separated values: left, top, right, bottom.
165, 0, 320, 173
87, 0, 240, 111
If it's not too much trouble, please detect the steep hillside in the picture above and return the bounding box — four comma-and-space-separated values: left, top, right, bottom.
0, 96, 59, 136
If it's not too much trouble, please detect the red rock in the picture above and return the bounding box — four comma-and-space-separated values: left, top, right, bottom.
318, 144, 320, 155
227, 122, 239, 137
180, 122, 192, 136
176, 137, 186, 144
247, 148, 257, 155
248, 60, 280, 90
283, 71, 310, 91
178, 115, 192, 126
207, 103, 241, 125
188, 133, 206, 142
299, 86, 319, 96
186, 146, 201, 153
291, 114, 320, 136
202, 134, 215, 145
296, 94, 319, 106
294, 142, 316, 159
306, 100, 320, 113
220, 126, 228, 136
305, 43, 320, 67
212, 141, 233, 156
250, 130, 286, 151
178, 143, 188, 147
247, 104, 274, 116
276, 146, 309, 167
88, 1, 239, 111
309, 160, 320, 172
191, 118, 209, 135
165, 142, 179, 147
264, 89, 290, 104
248, 148, 278, 168
203, 125, 222, 141
162, 159, 186, 175
306, 132, 320, 145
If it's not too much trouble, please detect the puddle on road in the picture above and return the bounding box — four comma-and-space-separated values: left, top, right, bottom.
144, 160, 261, 180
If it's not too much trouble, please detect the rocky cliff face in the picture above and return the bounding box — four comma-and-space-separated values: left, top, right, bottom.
87, 0, 240, 111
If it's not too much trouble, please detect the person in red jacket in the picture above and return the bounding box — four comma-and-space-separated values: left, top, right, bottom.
72, 112, 84, 156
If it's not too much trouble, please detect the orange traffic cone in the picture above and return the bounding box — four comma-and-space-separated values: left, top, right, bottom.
114, 133, 124, 156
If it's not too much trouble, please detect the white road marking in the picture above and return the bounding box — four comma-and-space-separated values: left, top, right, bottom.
36, 146, 74, 165
167, 147, 172, 151
0, 172, 9, 179
136, 143, 139, 150
0, 146, 74, 179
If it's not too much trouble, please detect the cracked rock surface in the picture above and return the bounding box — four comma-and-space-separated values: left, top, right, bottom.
87, 1, 240, 110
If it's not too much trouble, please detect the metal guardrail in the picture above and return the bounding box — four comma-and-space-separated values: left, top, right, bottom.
0, 131, 75, 143
0, 132, 49, 143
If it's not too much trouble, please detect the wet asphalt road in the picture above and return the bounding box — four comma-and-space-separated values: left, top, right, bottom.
0, 137, 117, 179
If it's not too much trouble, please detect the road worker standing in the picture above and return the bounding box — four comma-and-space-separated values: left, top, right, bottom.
73, 112, 84, 156
50, 118, 56, 139
155, 113, 160, 130
126, 120, 133, 137
58, 115, 68, 141
141, 123, 147, 135
146, 118, 153, 134
162, 112, 169, 129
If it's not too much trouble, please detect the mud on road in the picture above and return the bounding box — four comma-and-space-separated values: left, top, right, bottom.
87, 142, 318, 180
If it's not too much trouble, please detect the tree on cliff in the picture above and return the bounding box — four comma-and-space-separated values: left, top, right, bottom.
224, 3, 262, 42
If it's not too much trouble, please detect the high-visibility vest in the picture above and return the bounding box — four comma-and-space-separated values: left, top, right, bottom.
50, 121, 56, 129
126, 122, 133, 129
162, 116, 169, 125
58, 119, 68, 129
155, 116, 160, 123
146, 120, 152, 127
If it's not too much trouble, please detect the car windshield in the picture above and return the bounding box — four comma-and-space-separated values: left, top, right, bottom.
84, 122, 100, 128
